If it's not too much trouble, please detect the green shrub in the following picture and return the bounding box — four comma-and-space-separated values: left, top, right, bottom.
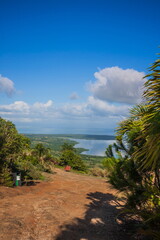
89, 167, 108, 177
59, 149, 87, 171
0, 166, 13, 187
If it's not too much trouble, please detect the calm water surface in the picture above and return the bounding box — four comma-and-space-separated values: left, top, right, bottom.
72, 139, 115, 156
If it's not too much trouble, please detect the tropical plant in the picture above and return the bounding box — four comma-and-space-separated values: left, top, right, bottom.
61, 142, 76, 152
134, 55, 160, 175
103, 54, 160, 239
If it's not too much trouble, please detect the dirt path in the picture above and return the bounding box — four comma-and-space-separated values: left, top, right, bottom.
0, 168, 130, 240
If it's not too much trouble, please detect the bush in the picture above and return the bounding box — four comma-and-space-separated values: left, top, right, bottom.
89, 167, 108, 177
0, 166, 13, 187
59, 149, 87, 171
27, 166, 44, 180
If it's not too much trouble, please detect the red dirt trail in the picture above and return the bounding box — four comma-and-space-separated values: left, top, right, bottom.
0, 168, 130, 240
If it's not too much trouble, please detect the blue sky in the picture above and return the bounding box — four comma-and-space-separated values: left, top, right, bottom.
0, 0, 159, 134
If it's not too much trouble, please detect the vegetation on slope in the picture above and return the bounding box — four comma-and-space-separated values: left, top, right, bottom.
0, 121, 89, 186
0, 119, 56, 186
103, 54, 160, 239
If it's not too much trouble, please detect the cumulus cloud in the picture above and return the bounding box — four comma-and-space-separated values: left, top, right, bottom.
0, 100, 55, 122
58, 96, 130, 119
0, 74, 15, 96
0, 66, 145, 132
0, 101, 29, 113
0, 97, 130, 124
88, 67, 145, 104
0, 100, 54, 114
69, 92, 79, 100
33, 100, 54, 111
60, 102, 91, 118
87, 96, 130, 116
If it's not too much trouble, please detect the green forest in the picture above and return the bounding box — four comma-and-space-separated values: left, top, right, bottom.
0, 54, 160, 239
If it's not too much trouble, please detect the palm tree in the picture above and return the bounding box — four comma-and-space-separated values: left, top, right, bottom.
134, 55, 160, 187
34, 143, 51, 165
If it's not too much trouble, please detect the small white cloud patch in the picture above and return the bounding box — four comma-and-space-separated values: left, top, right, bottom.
0, 74, 15, 96
69, 92, 79, 100
33, 100, 53, 110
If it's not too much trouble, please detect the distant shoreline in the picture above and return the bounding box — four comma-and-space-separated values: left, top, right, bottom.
24, 133, 115, 141
24, 133, 114, 164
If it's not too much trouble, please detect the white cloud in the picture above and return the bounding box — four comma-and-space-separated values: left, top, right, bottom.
0, 97, 130, 125
0, 100, 55, 122
33, 100, 54, 111
88, 67, 145, 104
69, 92, 79, 100
0, 74, 15, 96
0, 101, 29, 112
0, 66, 145, 133
60, 102, 91, 118
87, 96, 130, 116
58, 95, 130, 119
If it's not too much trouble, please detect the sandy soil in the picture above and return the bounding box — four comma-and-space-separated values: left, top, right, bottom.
0, 168, 131, 240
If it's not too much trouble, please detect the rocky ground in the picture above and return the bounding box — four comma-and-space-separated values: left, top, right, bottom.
0, 168, 131, 240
